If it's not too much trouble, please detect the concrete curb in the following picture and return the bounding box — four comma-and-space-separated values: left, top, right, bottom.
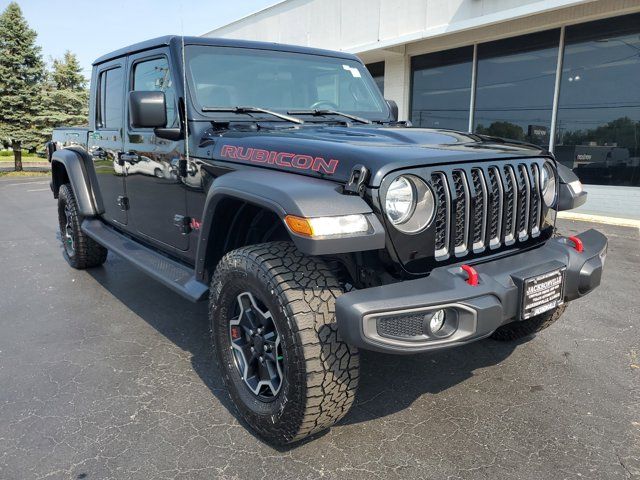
558, 211, 640, 228
0, 165, 50, 173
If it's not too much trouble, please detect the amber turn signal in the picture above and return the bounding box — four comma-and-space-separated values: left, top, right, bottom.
285, 215, 314, 237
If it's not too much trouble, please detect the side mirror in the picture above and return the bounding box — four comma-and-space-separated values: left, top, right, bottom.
556, 162, 588, 211
129, 91, 167, 129
386, 99, 399, 122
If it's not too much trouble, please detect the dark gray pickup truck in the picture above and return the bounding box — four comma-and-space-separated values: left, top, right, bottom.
47, 35, 606, 445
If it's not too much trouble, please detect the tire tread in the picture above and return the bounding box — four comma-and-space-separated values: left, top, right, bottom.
209, 242, 359, 444
58, 184, 107, 269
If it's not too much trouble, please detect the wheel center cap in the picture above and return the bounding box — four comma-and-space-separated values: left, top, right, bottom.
253, 335, 264, 354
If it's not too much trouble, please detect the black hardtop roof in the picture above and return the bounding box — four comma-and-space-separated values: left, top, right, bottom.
93, 35, 361, 66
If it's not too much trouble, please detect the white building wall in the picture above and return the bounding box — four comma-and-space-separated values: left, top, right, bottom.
204, 0, 640, 120
204, 0, 591, 52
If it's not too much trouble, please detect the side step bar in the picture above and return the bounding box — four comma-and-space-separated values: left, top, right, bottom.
81, 219, 209, 302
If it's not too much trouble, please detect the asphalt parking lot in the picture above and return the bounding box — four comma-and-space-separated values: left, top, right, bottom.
1, 176, 638, 480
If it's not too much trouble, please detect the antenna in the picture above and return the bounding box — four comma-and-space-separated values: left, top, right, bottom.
180, 6, 189, 162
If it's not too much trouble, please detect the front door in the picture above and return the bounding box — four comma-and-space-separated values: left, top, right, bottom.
122, 50, 189, 251
88, 62, 127, 226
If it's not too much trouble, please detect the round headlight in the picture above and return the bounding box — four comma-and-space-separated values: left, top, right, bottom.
385, 176, 415, 225
540, 162, 557, 207
385, 175, 435, 233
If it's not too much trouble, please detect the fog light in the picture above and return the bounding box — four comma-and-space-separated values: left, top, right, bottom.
429, 309, 446, 333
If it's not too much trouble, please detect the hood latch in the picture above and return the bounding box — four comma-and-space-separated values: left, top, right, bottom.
344, 164, 369, 197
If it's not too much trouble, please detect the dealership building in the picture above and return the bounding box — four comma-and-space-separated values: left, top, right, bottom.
205, 0, 640, 207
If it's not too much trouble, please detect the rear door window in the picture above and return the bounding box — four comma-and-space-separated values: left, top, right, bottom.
97, 67, 124, 129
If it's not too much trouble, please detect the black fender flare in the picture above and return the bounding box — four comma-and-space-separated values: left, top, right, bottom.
51, 148, 104, 217
195, 170, 385, 282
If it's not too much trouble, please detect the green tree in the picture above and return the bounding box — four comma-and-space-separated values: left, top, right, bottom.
561, 117, 640, 157
0, 2, 45, 171
37, 51, 89, 135
52, 50, 86, 90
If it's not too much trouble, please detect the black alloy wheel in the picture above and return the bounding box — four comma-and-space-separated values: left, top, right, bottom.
228, 291, 284, 399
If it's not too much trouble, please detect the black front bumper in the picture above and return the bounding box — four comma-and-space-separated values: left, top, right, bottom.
336, 229, 607, 354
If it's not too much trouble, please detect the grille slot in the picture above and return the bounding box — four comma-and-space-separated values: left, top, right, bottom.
470, 168, 488, 252
431, 172, 450, 260
487, 167, 503, 249
529, 164, 542, 237
430, 161, 544, 260
516, 165, 531, 241
452, 170, 470, 256
503, 165, 518, 245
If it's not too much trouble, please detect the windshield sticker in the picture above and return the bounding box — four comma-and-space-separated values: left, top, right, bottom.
342, 65, 361, 78
220, 145, 339, 175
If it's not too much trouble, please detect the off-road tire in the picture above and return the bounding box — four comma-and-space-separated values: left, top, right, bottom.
209, 242, 359, 445
57, 184, 108, 269
490, 304, 567, 341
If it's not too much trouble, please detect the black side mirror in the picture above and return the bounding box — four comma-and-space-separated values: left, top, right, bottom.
129, 91, 167, 129
386, 99, 399, 122
556, 162, 588, 211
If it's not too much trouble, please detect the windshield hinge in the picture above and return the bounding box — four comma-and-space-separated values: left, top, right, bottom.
344, 164, 369, 197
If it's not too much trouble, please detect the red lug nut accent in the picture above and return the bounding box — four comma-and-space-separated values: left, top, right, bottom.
568, 236, 584, 253
230, 326, 241, 340
461, 265, 479, 286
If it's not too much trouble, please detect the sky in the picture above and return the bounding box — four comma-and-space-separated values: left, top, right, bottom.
1, 0, 279, 77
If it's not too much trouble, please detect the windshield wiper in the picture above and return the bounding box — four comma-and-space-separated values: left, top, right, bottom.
201, 106, 304, 124
287, 109, 371, 124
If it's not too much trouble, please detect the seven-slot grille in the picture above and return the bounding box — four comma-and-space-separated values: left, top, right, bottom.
430, 161, 544, 260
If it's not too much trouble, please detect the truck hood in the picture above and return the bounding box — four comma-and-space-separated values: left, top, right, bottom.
191, 123, 548, 186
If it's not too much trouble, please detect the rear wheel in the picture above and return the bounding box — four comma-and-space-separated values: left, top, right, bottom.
57, 184, 108, 269
209, 242, 359, 445
491, 304, 567, 341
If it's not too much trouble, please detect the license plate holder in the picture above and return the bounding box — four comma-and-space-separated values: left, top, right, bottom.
521, 268, 565, 320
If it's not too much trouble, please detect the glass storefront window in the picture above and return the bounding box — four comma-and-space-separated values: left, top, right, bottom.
555, 14, 640, 186
410, 47, 473, 131
474, 30, 560, 148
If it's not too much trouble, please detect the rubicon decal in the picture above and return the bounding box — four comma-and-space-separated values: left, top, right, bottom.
220, 145, 339, 175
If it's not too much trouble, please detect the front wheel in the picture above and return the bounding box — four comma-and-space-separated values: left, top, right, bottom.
209, 242, 359, 445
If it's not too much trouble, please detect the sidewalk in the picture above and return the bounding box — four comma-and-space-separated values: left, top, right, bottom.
572, 184, 640, 221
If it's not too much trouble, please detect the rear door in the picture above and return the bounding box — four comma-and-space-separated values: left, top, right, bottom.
122, 49, 189, 251
88, 61, 127, 226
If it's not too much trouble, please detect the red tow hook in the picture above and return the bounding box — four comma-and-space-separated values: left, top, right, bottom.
568, 236, 584, 253
461, 265, 479, 286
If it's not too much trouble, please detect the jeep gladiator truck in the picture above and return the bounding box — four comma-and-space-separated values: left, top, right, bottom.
47, 36, 606, 445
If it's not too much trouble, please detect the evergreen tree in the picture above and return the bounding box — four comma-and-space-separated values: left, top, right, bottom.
52, 51, 86, 90
37, 51, 89, 135
0, 2, 45, 171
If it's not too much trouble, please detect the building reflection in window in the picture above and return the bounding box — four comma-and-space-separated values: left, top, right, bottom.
555, 14, 640, 186
410, 46, 473, 131
474, 30, 560, 149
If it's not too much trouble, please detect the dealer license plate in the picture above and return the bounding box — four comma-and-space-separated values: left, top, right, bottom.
521, 268, 565, 320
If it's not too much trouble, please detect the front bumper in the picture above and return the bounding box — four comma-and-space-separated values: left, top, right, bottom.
336, 229, 607, 354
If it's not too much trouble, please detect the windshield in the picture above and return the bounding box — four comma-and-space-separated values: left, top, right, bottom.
186, 45, 389, 121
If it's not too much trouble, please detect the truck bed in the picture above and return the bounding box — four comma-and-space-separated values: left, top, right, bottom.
52, 127, 89, 150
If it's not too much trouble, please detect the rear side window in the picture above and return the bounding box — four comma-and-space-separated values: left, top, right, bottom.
97, 67, 124, 129
132, 57, 177, 127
